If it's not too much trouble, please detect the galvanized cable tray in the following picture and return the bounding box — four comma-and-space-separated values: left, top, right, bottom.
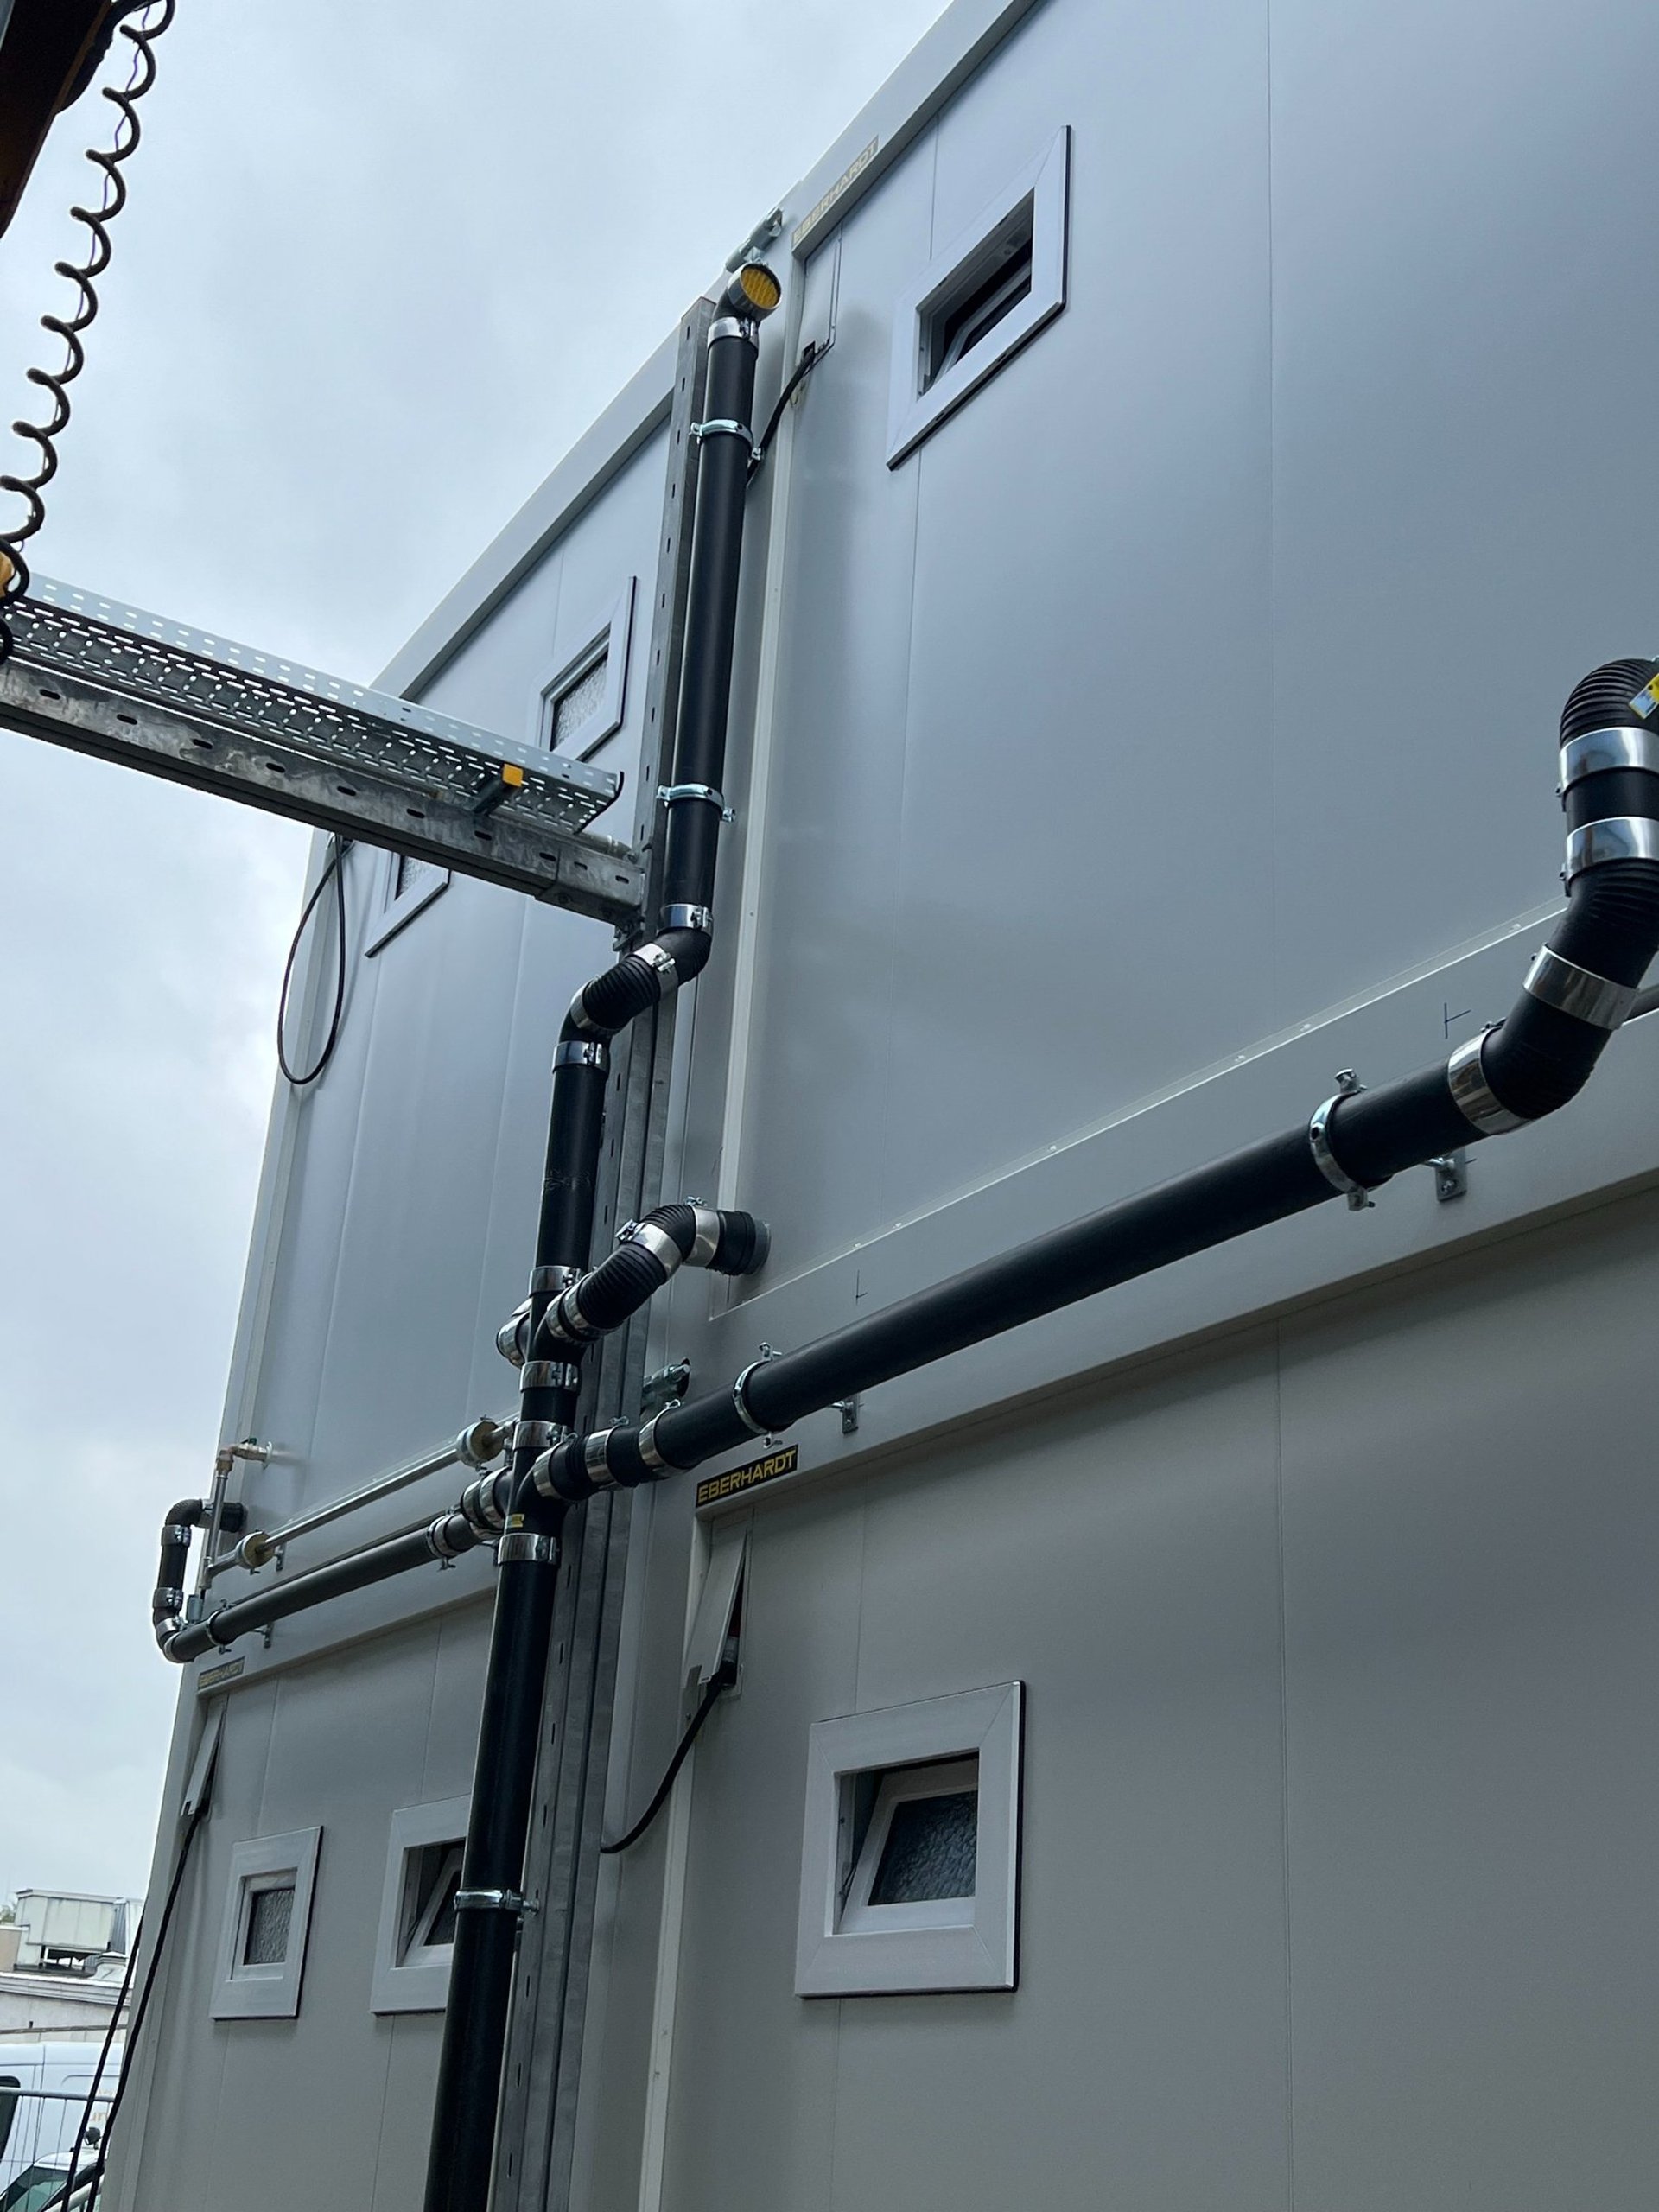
0, 576, 646, 925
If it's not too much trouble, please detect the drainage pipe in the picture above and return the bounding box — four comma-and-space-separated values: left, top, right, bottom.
150, 1497, 245, 1650
422, 264, 781, 2212
531, 658, 1659, 1504
158, 1469, 514, 1663
496, 1205, 770, 1367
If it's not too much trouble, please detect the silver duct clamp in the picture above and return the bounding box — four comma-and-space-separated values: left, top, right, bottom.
496, 1532, 556, 1567
554, 1038, 609, 1071
1522, 944, 1637, 1031
454, 1887, 537, 1916
512, 1419, 564, 1455
519, 1361, 580, 1394
426, 1513, 472, 1562
658, 782, 734, 823
531, 1265, 582, 1297
1559, 724, 1659, 792
632, 939, 682, 995
617, 1217, 685, 1271
1308, 1070, 1376, 1211
731, 1355, 775, 1437
662, 903, 714, 934
1562, 814, 1659, 885
690, 416, 759, 460
583, 1430, 620, 1491
688, 1205, 721, 1268
636, 1415, 671, 1474
1446, 1030, 1529, 1135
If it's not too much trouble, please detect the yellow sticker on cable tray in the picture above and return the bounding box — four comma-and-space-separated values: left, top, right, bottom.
696, 1443, 799, 1510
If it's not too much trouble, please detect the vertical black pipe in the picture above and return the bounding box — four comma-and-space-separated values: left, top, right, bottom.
423, 274, 775, 2212
423, 1546, 560, 2212
663, 315, 762, 916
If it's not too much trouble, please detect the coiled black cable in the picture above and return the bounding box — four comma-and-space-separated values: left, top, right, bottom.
0, 0, 177, 668
599, 1658, 736, 1856
276, 835, 352, 1087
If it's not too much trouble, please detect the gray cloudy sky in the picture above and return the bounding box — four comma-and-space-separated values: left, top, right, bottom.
0, 0, 948, 1907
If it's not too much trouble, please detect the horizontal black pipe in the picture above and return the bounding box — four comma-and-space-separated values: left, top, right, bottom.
163, 1523, 465, 1662
531, 658, 1659, 1508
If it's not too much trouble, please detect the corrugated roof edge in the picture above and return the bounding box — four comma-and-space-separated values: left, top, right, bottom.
377, 0, 1045, 704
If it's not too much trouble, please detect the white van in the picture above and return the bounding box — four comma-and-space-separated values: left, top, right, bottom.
0, 2046, 118, 2195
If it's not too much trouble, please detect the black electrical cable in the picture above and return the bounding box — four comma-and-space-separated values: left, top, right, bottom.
52, 1902, 141, 2212
747, 336, 830, 477
276, 834, 352, 1088
73, 1794, 210, 2208
600, 1660, 736, 1856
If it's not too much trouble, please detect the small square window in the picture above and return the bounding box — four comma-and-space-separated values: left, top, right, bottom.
242, 1879, 296, 1967
372, 1798, 470, 2014
887, 128, 1070, 467
399, 1840, 462, 1967
532, 578, 636, 760
797, 1684, 1021, 1998
212, 1828, 321, 2020
365, 844, 449, 957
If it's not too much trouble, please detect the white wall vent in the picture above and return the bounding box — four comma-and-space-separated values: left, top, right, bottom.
210, 1827, 322, 2020
533, 577, 635, 760
887, 129, 1070, 467
371, 1797, 470, 2014
795, 1682, 1022, 1997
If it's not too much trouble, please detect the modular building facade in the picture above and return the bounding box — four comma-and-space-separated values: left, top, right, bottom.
110, 0, 1659, 2206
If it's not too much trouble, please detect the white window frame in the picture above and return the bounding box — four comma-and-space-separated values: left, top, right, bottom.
371, 1797, 470, 2015
795, 1681, 1022, 1998
532, 577, 636, 760
211, 1827, 322, 2020
365, 845, 449, 956
838, 1755, 981, 1934
886, 127, 1071, 467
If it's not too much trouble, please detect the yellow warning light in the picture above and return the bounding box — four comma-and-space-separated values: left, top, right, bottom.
735, 261, 781, 312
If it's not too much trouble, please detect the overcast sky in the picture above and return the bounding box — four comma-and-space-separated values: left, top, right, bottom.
0, 0, 949, 1909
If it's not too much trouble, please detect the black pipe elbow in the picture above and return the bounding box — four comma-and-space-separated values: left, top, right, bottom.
152, 1498, 209, 1648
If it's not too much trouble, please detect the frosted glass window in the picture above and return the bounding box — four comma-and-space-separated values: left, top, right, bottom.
213, 1827, 321, 2018
797, 1685, 1021, 1998
550, 652, 610, 749
243, 1883, 295, 1966
871, 1788, 978, 1904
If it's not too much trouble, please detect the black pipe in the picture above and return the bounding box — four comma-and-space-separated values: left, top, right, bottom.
531, 659, 1659, 1507
541, 1203, 769, 1350
150, 1495, 246, 1650
162, 1523, 469, 1662
423, 280, 778, 2212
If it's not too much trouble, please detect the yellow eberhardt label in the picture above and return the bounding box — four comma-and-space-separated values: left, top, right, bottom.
696, 1443, 799, 1510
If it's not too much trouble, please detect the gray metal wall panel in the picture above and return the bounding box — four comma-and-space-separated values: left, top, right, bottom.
198, 1630, 439, 2209
731, 158, 931, 1274
659, 1486, 864, 2212
1268, 0, 1659, 1019
1277, 1196, 1659, 2209
664, 1342, 1291, 2212
890, 0, 1274, 1216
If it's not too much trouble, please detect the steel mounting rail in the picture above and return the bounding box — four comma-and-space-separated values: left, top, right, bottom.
0, 577, 646, 925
